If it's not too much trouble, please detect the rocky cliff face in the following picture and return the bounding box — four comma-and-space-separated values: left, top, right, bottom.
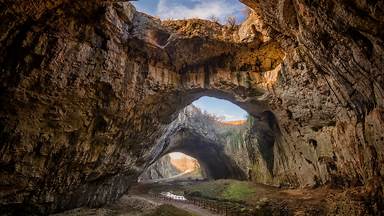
239, 0, 384, 189
147, 104, 286, 186
0, 0, 383, 214
153, 105, 247, 180
140, 153, 202, 181
139, 155, 180, 180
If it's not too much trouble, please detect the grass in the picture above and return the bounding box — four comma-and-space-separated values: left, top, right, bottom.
182, 180, 260, 215
185, 179, 256, 202
144, 204, 197, 216
222, 181, 256, 200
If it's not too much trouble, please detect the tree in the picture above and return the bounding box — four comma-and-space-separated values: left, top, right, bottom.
226, 16, 237, 29
208, 15, 220, 23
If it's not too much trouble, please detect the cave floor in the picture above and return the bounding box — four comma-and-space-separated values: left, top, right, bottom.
51, 194, 203, 216
130, 179, 372, 215
52, 180, 372, 216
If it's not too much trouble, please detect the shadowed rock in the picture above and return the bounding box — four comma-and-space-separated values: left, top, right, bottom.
0, 0, 383, 214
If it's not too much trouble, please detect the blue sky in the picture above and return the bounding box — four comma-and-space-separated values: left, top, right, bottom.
192, 96, 247, 121
132, 0, 247, 23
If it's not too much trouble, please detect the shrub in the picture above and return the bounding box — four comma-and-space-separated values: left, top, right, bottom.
208, 15, 220, 23
226, 16, 237, 29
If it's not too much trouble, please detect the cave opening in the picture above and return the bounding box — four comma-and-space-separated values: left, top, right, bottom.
139, 152, 204, 182
141, 94, 278, 182
192, 96, 248, 123
131, 0, 248, 24
129, 93, 283, 214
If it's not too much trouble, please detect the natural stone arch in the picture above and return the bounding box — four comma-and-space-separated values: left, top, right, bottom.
139, 152, 203, 181
140, 94, 280, 182
0, 4, 313, 211
0, 0, 383, 214
157, 127, 247, 180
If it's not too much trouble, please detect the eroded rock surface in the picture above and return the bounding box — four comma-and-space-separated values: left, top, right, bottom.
240, 0, 384, 189
0, 0, 383, 214
148, 105, 247, 180
140, 154, 180, 181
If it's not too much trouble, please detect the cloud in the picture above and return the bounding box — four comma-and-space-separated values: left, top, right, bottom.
223, 114, 236, 120
156, 0, 244, 21
212, 110, 243, 121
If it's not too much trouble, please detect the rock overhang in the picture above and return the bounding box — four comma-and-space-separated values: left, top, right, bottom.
0, 0, 383, 214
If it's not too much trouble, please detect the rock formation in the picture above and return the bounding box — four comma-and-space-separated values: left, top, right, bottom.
144, 105, 286, 185
0, 0, 383, 214
139, 154, 180, 180
140, 152, 202, 181
151, 105, 247, 180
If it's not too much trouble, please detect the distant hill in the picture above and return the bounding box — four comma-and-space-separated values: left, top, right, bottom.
221, 120, 246, 125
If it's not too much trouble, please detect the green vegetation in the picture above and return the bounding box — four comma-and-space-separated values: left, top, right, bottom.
221, 128, 246, 151
144, 204, 197, 216
249, 161, 274, 183
185, 179, 256, 202
219, 114, 255, 152
246, 114, 255, 128
182, 180, 262, 215
222, 181, 257, 201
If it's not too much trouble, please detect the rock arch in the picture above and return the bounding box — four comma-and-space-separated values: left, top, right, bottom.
161, 129, 246, 180
0, 0, 383, 214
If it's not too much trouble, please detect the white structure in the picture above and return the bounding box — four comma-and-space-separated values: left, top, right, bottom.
160, 192, 187, 201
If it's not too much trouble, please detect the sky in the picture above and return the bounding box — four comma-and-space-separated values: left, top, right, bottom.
192, 96, 248, 121
132, 0, 247, 23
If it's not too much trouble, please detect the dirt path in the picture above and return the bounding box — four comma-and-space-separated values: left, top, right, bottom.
128, 195, 160, 206
136, 195, 220, 216
51, 194, 217, 216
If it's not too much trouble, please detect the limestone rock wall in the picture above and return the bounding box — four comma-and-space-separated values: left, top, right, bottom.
239, 0, 384, 189
0, 0, 383, 214
139, 155, 180, 180
155, 105, 247, 180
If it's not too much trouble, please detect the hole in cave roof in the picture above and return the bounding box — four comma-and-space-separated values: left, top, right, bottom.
192, 96, 248, 123
132, 0, 248, 24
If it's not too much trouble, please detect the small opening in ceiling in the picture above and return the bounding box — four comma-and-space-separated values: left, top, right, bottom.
132, 0, 248, 24
192, 96, 248, 123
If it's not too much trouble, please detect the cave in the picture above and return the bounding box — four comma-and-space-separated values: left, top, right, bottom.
131, 93, 282, 184
140, 97, 253, 181
154, 127, 246, 180
138, 95, 273, 183
0, 0, 383, 215
140, 152, 204, 181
